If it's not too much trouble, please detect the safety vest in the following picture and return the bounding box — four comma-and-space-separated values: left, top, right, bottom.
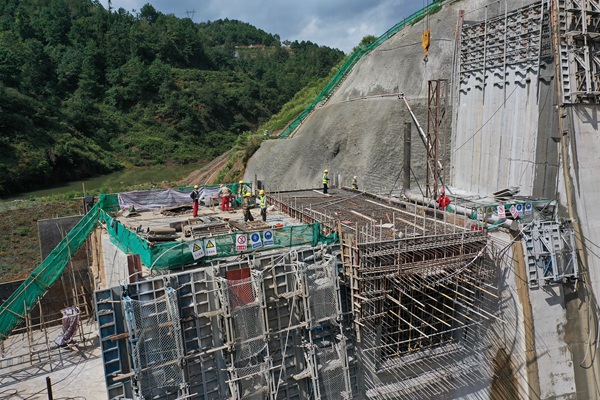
260, 195, 266, 209
322, 173, 329, 184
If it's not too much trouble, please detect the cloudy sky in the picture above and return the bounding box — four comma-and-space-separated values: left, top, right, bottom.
98, 0, 426, 53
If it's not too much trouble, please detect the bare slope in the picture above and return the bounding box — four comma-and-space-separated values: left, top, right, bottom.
245, 0, 539, 193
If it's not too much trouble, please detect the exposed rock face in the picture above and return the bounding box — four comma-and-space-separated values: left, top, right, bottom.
246, 0, 540, 194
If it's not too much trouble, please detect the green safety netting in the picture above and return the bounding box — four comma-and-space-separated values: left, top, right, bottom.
468, 200, 556, 231
0, 202, 101, 341
0, 191, 336, 340
100, 208, 331, 270
278, 0, 445, 138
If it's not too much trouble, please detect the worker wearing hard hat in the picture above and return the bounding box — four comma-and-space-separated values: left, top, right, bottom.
436, 188, 451, 211
190, 185, 200, 217
259, 189, 267, 222
242, 192, 254, 222
322, 169, 330, 194
236, 180, 247, 207
219, 184, 232, 212
351, 176, 358, 190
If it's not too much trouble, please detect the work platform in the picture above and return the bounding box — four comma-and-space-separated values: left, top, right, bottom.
268, 188, 472, 239
92, 187, 506, 400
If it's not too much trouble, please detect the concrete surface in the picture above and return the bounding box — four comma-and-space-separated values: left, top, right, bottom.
245, 1, 596, 398
0, 320, 105, 400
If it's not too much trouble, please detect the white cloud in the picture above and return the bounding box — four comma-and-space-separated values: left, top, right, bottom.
99, 0, 424, 53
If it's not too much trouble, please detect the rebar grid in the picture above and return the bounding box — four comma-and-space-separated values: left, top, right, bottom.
270, 189, 471, 240
340, 225, 505, 399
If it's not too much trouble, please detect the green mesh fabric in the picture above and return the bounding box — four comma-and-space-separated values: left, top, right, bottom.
0, 203, 100, 341
100, 209, 324, 270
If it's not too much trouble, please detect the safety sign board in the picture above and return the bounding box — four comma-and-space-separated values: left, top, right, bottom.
524, 203, 533, 215
263, 230, 274, 246
204, 238, 217, 256
509, 205, 519, 219
190, 241, 205, 260
236, 234, 248, 251
516, 204, 523, 216
250, 232, 262, 249
497, 205, 506, 219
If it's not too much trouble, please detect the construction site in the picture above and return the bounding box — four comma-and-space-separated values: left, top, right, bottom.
2, 0, 600, 399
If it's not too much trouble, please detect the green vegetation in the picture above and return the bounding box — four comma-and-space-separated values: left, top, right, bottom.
0, 0, 344, 196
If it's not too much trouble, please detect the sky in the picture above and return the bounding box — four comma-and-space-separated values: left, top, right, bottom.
97, 0, 426, 54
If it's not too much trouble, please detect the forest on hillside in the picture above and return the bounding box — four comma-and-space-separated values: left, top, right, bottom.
0, 0, 345, 196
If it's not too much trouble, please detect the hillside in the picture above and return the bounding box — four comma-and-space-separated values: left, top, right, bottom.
0, 0, 344, 196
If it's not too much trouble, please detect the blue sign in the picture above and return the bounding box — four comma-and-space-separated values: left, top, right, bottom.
516, 204, 523, 216
250, 232, 262, 249
524, 203, 533, 215
263, 229, 274, 246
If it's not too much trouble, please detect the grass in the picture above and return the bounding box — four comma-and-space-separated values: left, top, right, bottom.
0, 198, 83, 282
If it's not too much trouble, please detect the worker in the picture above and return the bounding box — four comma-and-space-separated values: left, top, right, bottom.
351, 176, 358, 190
219, 184, 232, 212
436, 188, 451, 211
242, 192, 254, 222
190, 185, 200, 217
236, 180, 247, 207
259, 189, 267, 222
322, 169, 330, 194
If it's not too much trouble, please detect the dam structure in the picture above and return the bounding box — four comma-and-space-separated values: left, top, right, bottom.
1, 1, 600, 399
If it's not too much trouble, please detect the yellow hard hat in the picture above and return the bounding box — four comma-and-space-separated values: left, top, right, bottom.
259, 189, 265, 195
245, 192, 252, 197
239, 180, 243, 184
324, 169, 328, 173
194, 185, 199, 189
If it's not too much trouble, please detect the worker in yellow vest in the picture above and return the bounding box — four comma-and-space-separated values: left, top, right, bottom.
322, 170, 329, 194
259, 189, 267, 222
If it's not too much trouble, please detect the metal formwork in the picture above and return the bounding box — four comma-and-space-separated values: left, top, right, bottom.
522, 219, 579, 288
95, 245, 351, 400
555, 0, 600, 104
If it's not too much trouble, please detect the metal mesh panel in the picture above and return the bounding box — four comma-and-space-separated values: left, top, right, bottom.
316, 345, 349, 400
306, 256, 339, 324
227, 275, 267, 360
236, 363, 270, 400
123, 288, 185, 398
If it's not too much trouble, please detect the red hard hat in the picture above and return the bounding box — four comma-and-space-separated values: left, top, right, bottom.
440, 188, 445, 194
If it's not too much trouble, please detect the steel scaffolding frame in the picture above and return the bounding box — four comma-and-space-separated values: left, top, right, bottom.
338, 228, 501, 399
426, 79, 449, 197
555, 0, 600, 103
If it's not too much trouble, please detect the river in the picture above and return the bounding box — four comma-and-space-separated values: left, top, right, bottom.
1, 164, 201, 201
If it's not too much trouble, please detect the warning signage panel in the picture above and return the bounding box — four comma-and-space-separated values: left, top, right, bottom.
497, 205, 506, 219
236, 234, 247, 251
249, 232, 262, 249
204, 238, 217, 256
263, 230, 274, 246
189, 241, 205, 260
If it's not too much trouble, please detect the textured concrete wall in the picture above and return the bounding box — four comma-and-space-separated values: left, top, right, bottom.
246, 0, 542, 195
